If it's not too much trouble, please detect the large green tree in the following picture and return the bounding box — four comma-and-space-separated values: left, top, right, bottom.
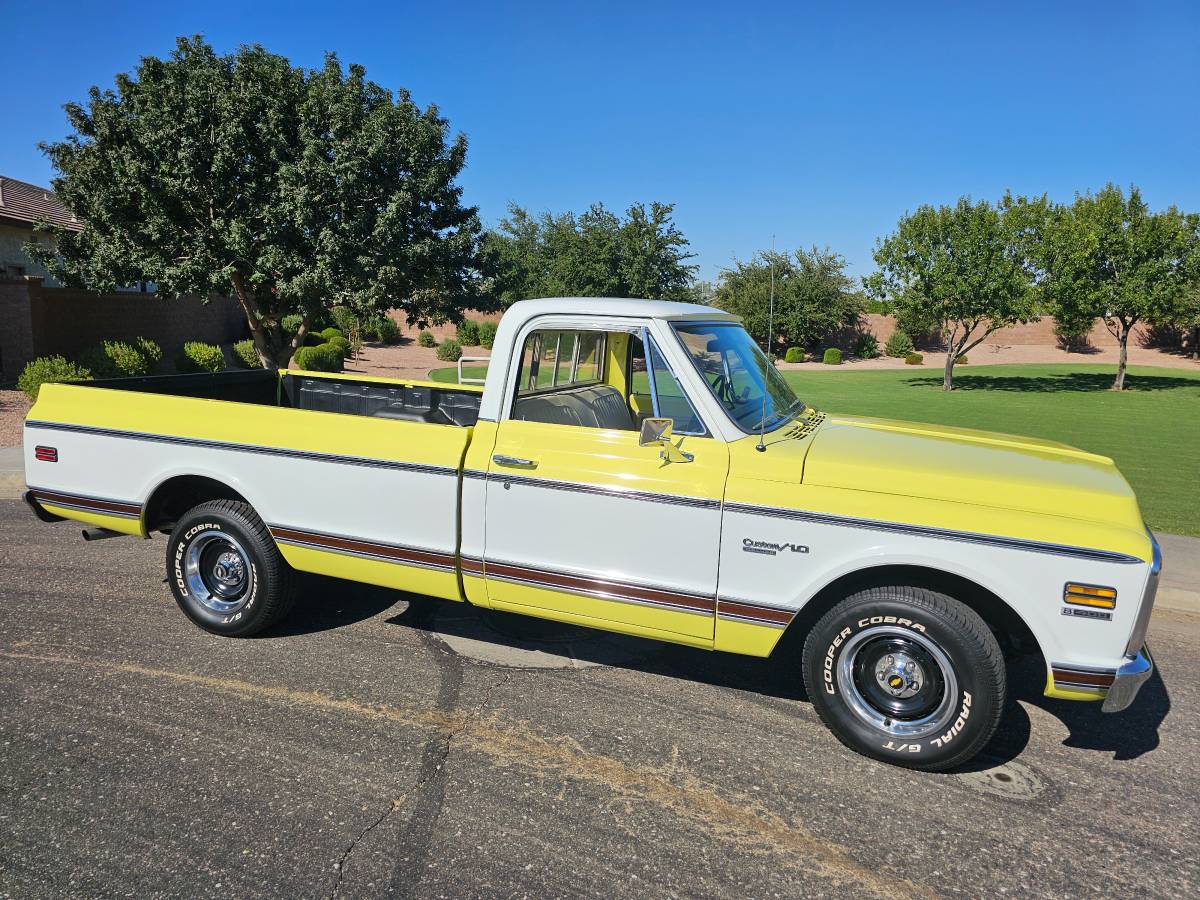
713, 247, 863, 353
1032, 185, 1198, 390
481, 201, 696, 304
865, 196, 1038, 391
31, 37, 482, 367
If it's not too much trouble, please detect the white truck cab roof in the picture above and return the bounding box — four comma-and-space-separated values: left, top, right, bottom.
500, 297, 739, 326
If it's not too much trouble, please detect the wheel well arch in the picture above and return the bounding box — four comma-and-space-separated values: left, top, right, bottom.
777, 564, 1042, 662
143, 475, 251, 534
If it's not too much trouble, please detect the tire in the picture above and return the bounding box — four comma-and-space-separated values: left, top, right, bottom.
801, 585, 1005, 771
165, 500, 297, 637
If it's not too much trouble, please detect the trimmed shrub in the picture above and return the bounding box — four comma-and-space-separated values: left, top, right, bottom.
303, 330, 326, 347
904, 352, 924, 365
885, 330, 915, 358
784, 347, 805, 363
132, 336, 163, 371
956, 354, 969, 365
281, 314, 305, 335
479, 321, 499, 350
456, 320, 480, 346
176, 341, 226, 373
853, 333, 879, 359
435, 339, 462, 362
376, 316, 401, 344
327, 335, 351, 358
18, 356, 92, 401
79, 338, 158, 378
418, 330, 437, 348
233, 339, 263, 369
822, 348, 843, 365
293, 342, 344, 372
320, 326, 343, 342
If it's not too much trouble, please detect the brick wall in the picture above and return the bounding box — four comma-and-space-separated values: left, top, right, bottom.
0, 279, 247, 381
852, 314, 1151, 350
385, 310, 502, 343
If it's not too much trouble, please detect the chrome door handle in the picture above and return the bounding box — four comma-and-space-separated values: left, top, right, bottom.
492, 454, 538, 469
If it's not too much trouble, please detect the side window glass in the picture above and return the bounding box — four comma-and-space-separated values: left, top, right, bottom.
646, 337, 705, 435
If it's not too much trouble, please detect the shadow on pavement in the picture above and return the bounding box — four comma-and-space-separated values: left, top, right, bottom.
265, 583, 1171, 766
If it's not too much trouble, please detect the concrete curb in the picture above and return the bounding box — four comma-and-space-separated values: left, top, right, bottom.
0, 446, 23, 500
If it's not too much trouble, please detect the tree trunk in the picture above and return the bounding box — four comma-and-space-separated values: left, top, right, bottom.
942, 351, 955, 391
1193, 324, 1199, 361
1113, 322, 1131, 391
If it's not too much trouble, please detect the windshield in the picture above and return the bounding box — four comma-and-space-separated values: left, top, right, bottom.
672, 323, 805, 433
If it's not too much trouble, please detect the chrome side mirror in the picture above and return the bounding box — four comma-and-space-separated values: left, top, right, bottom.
639, 417, 674, 447
639, 417, 693, 464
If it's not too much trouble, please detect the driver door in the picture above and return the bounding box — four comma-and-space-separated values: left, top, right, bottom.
482, 326, 727, 644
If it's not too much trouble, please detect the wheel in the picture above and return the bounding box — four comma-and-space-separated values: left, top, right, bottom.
165, 499, 297, 637
801, 585, 1005, 771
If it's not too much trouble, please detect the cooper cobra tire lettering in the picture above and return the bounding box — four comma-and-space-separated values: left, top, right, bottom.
802, 586, 1005, 772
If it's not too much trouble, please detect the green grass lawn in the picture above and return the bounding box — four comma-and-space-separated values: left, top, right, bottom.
432, 362, 1200, 536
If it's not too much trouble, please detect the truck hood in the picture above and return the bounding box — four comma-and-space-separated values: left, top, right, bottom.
801, 414, 1143, 528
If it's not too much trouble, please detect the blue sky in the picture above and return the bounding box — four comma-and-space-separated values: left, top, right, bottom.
2, 1, 1197, 281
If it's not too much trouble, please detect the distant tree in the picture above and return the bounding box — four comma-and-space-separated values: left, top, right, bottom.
688, 279, 716, 305
481, 201, 696, 304
30, 36, 482, 368
1032, 185, 1198, 390
713, 247, 863, 352
865, 196, 1038, 391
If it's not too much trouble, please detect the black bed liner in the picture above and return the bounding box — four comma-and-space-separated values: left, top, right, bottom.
79, 370, 482, 427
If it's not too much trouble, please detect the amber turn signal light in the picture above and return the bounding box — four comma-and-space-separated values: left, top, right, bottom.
1063, 583, 1117, 609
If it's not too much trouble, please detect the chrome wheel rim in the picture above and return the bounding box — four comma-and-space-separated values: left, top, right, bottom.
836, 625, 959, 739
184, 531, 252, 613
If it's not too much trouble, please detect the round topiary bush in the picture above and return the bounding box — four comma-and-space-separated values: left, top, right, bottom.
783, 347, 805, 363
281, 314, 305, 335
320, 326, 343, 342
18, 356, 92, 401
293, 342, 344, 373
885, 330, 916, 358
456, 320, 480, 346
904, 352, 924, 365
822, 348, 843, 365
435, 339, 462, 362
176, 341, 227, 373
418, 330, 437, 348
479, 321, 498, 350
326, 335, 351, 358
233, 339, 263, 369
303, 330, 326, 347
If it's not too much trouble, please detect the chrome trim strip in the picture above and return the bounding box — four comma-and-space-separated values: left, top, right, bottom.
715, 611, 790, 629
481, 471, 721, 511
25, 421, 459, 477
485, 569, 713, 617
269, 525, 458, 574
724, 501, 1143, 564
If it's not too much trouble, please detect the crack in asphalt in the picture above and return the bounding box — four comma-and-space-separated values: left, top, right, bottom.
328, 795, 406, 899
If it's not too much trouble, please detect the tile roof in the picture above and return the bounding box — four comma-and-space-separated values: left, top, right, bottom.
0, 175, 82, 231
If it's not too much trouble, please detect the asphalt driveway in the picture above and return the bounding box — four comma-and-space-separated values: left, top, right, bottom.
0, 499, 1196, 898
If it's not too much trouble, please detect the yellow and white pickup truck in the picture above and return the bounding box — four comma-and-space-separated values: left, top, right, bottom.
23, 298, 1159, 770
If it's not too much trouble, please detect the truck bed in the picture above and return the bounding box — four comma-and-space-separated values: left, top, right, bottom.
80, 370, 483, 427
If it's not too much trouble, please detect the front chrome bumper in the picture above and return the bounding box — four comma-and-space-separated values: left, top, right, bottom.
1102, 645, 1154, 713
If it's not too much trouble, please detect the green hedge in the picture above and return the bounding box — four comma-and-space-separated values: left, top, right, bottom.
293, 342, 344, 372
456, 320, 480, 346
326, 335, 351, 358
479, 321, 498, 350
320, 326, 343, 342
233, 339, 263, 369
176, 341, 226, 373
418, 330, 437, 348
78, 337, 161, 378
853, 333, 879, 359
904, 352, 924, 365
784, 347, 805, 363
18, 356, 92, 401
885, 330, 915, 358
435, 339, 462, 362
281, 314, 305, 335
822, 348, 843, 365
